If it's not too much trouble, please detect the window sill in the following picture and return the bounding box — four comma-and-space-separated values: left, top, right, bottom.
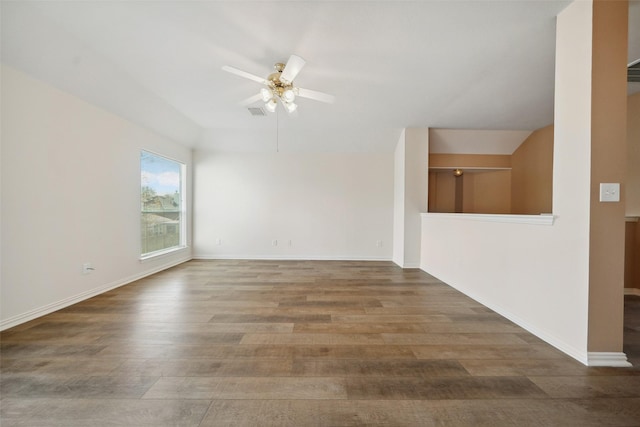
140, 246, 189, 263
421, 212, 555, 226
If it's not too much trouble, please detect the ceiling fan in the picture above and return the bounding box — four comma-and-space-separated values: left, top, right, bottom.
222, 54, 335, 114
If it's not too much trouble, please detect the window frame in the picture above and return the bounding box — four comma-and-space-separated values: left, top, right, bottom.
139, 150, 187, 260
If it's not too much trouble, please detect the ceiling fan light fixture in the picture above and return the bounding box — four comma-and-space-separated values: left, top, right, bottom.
284, 102, 297, 113
282, 89, 296, 103
260, 88, 273, 102
264, 99, 277, 113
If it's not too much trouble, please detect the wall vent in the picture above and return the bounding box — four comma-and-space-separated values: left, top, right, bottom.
248, 107, 266, 116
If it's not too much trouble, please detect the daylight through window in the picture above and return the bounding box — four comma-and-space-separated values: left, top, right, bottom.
140, 151, 185, 256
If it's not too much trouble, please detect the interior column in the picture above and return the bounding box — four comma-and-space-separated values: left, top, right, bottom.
587, 0, 629, 363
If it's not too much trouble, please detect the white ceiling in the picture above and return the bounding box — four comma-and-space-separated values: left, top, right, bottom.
1, 1, 636, 153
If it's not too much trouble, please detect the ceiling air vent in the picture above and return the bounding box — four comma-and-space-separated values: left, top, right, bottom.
247, 107, 266, 116
629, 58, 640, 83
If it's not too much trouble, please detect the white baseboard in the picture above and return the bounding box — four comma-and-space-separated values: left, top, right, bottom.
0, 256, 192, 331
587, 352, 633, 367
624, 287, 640, 296
192, 254, 392, 262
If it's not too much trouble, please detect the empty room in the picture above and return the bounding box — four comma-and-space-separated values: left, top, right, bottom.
2, 0, 640, 425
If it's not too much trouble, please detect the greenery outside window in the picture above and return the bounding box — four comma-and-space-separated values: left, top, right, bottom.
140, 151, 185, 257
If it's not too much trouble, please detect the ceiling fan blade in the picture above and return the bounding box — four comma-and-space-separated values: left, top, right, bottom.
280, 54, 306, 84
239, 93, 263, 106
296, 87, 335, 104
222, 65, 267, 85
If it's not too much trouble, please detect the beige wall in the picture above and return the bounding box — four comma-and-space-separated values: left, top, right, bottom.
428, 171, 456, 213
428, 153, 511, 214
429, 146, 542, 215
511, 125, 554, 214
462, 170, 512, 214
627, 92, 640, 216
587, 0, 628, 352
428, 170, 511, 214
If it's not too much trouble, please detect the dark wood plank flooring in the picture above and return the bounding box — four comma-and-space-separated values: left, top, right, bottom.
1, 260, 639, 426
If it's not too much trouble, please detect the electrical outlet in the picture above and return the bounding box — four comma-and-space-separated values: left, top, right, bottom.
272, 239, 278, 247
376, 240, 383, 248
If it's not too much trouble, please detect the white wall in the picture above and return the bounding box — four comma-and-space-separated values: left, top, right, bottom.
392, 131, 406, 266
420, 1, 593, 364
193, 150, 393, 260
1, 65, 193, 329
393, 129, 429, 268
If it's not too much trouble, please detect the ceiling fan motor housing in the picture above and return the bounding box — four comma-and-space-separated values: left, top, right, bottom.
267, 67, 293, 97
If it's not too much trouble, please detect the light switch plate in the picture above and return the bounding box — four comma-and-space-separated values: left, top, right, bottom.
599, 183, 620, 202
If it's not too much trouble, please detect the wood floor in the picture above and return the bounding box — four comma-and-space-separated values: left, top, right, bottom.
1, 260, 640, 426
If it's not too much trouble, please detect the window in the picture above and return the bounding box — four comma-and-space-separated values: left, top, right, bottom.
140, 151, 185, 257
